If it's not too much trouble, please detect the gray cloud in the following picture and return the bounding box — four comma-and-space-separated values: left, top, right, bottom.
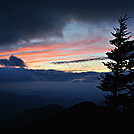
52, 57, 108, 64
0, 55, 26, 67
0, 67, 100, 83
0, 0, 134, 49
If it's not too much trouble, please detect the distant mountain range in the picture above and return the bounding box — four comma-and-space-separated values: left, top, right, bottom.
0, 104, 65, 129
0, 92, 46, 121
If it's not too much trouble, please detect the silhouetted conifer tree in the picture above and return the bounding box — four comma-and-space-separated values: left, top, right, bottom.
97, 15, 134, 112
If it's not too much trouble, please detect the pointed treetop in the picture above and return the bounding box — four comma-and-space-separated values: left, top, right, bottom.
110, 15, 131, 47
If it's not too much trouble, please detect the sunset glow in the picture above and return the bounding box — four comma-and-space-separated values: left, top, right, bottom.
0, 35, 112, 72
0, 7, 133, 72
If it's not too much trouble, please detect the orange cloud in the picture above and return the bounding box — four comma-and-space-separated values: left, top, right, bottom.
0, 37, 109, 55
0, 37, 111, 71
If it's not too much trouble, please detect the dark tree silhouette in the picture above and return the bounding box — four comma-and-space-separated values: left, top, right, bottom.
97, 15, 134, 112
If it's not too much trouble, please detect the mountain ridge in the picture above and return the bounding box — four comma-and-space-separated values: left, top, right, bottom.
0, 101, 133, 134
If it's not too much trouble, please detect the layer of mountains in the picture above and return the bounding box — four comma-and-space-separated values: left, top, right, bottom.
0, 68, 133, 133
0, 101, 134, 134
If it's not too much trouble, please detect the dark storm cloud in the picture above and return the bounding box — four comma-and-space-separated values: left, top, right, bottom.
0, 0, 134, 47
52, 57, 108, 64
0, 55, 26, 67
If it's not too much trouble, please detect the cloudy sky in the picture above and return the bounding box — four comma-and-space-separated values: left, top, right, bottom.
0, 0, 134, 72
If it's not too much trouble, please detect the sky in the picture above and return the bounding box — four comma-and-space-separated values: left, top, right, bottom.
0, 0, 134, 72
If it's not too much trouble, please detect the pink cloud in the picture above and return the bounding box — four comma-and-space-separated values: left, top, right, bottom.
0, 37, 111, 67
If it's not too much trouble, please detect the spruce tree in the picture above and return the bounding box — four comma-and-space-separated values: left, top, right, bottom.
97, 15, 134, 112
